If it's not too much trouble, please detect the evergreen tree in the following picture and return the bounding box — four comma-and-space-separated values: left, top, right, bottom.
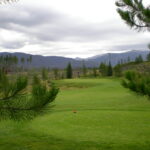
0, 55, 18, 73
99, 62, 108, 76
42, 68, 48, 80
21, 57, 25, 64
107, 62, 113, 76
92, 67, 97, 77
147, 53, 150, 61
127, 56, 131, 62
82, 61, 87, 77
135, 55, 143, 63
116, 0, 150, 31
66, 63, 73, 79
53, 68, 59, 80
114, 64, 122, 77
29, 55, 32, 64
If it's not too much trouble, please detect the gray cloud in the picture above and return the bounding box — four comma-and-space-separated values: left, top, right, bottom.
112, 43, 149, 51
0, 41, 27, 49
0, 4, 149, 57
0, 5, 146, 43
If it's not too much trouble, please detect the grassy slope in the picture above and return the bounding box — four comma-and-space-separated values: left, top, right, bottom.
121, 61, 150, 73
0, 78, 150, 150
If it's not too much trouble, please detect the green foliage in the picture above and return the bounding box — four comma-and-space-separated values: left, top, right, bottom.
0, 55, 18, 73
82, 61, 87, 77
30, 80, 59, 111
0, 71, 59, 120
66, 63, 73, 79
53, 68, 59, 79
32, 74, 41, 85
107, 62, 113, 76
122, 71, 150, 97
0, 70, 28, 101
116, 0, 150, 31
135, 55, 143, 63
92, 67, 98, 77
147, 53, 150, 61
113, 64, 122, 77
42, 68, 48, 80
99, 62, 113, 77
99, 63, 108, 76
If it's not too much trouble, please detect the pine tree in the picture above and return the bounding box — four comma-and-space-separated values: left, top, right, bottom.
147, 53, 150, 61
29, 55, 32, 64
107, 62, 113, 76
92, 67, 97, 77
53, 68, 59, 80
135, 55, 143, 63
114, 64, 122, 77
82, 61, 87, 77
21, 57, 25, 64
127, 56, 131, 63
42, 68, 48, 80
0, 55, 18, 73
66, 63, 73, 79
116, 0, 150, 31
99, 62, 108, 76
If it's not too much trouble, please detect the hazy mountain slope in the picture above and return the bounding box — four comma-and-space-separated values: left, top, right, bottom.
0, 52, 98, 68
87, 50, 149, 66
0, 50, 149, 68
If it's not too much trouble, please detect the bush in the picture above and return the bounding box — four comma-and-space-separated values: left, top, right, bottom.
122, 71, 150, 97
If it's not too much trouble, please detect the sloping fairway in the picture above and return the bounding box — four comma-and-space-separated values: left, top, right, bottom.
0, 78, 150, 150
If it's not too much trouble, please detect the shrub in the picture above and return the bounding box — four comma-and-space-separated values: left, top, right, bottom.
122, 71, 150, 98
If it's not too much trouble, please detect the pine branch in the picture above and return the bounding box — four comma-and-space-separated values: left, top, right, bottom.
0, 0, 18, 4
116, 0, 150, 31
0, 73, 59, 120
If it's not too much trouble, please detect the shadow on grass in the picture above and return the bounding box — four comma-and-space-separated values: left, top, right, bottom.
0, 129, 150, 150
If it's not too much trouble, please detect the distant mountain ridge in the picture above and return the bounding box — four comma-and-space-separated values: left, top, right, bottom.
87, 50, 149, 66
0, 50, 149, 68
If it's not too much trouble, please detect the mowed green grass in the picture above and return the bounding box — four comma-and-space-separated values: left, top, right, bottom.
0, 78, 150, 150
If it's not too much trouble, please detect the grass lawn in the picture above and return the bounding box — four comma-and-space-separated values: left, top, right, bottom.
0, 78, 150, 150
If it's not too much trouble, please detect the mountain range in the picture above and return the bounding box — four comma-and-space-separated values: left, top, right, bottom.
0, 50, 149, 68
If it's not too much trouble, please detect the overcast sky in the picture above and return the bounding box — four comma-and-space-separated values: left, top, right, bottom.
0, 0, 149, 58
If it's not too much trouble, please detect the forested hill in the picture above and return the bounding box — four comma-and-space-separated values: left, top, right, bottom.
0, 50, 149, 68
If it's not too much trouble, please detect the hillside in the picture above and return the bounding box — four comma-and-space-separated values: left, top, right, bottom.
0, 52, 98, 69
87, 50, 149, 65
121, 61, 150, 74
